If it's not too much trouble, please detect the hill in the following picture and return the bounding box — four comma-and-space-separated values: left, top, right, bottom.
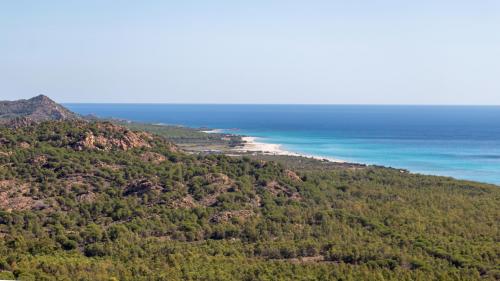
0, 95, 79, 125
0, 119, 498, 280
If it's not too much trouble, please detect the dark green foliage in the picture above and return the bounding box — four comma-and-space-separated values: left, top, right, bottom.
0, 121, 498, 280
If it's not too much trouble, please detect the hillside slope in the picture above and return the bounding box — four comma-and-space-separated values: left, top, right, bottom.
0, 95, 79, 124
0, 120, 498, 280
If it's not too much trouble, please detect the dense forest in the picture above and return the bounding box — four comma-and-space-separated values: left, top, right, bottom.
0, 121, 498, 280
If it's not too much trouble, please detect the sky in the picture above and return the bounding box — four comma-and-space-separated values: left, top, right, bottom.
1, 0, 499, 104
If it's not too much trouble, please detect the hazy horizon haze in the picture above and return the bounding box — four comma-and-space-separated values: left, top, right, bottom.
1, 1, 499, 104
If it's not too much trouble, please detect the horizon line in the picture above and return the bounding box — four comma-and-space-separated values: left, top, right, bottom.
61, 102, 500, 107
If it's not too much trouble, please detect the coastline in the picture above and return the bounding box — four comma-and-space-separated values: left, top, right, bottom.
196, 128, 347, 163
111, 123, 498, 185
235, 136, 346, 163
201, 129, 225, 134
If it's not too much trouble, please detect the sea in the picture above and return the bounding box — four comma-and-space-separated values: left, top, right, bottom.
65, 104, 500, 185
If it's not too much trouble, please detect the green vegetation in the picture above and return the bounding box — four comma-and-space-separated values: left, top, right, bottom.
0, 121, 498, 280
117, 121, 242, 149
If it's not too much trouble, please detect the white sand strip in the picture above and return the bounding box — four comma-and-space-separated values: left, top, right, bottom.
201, 129, 225, 134
235, 136, 345, 163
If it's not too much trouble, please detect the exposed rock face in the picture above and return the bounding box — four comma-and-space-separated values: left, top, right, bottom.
203, 173, 231, 185
264, 180, 302, 201
169, 195, 198, 209
140, 152, 167, 164
18, 142, 31, 149
0, 180, 46, 212
30, 154, 48, 166
76, 192, 97, 203
4, 117, 38, 128
73, 123, 153, 151
285, 170, 303, 182
124, 179, 163, 196
0, 95, 80, 124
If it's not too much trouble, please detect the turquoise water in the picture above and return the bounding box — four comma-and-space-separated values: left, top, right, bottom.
66, 104, 500, 185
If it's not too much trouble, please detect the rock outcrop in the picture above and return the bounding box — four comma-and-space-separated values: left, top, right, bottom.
0, 95, 80, 124
140, 152, 167, 164
0, 180, 47, 212
73, 123, 153, 151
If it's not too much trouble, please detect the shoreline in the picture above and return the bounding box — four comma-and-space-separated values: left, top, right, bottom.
121, 123, 499, 185
104, 122, 498, 185
200, 128, 346, 163
235, 136, 346, 163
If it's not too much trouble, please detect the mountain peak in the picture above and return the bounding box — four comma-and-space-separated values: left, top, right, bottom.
0, 95, 80, 124
30, 94, 53, 102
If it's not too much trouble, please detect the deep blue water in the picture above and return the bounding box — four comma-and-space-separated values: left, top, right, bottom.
65, 104, 500, 185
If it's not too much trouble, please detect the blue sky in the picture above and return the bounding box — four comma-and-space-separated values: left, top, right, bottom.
1, 0, 499, 104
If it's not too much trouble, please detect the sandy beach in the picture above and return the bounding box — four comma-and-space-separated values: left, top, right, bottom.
235, 136, 300, 156
201, 129, 225, 134
202, 129, 346, 163
236, 136, 345, 163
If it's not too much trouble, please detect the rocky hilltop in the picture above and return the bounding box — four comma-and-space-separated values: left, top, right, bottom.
0, 95, 80, 124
